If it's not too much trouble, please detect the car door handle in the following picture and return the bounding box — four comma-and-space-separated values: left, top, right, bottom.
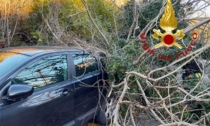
62, 89, 70, 96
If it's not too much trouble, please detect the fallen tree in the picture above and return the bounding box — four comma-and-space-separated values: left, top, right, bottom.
107, 1, 210, 126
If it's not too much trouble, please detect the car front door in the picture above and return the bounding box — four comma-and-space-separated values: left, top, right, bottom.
0, 54, 75, 126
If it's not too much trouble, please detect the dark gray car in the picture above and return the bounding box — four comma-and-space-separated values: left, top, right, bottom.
0, 46, 109, 126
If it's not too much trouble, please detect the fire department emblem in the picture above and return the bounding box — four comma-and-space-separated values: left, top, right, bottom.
152, 0, 185, 49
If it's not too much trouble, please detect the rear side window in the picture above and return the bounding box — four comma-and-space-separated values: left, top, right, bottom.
11, 55, 68, 89
73, 54, 98, 77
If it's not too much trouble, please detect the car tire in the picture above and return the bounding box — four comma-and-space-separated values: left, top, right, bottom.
96, 98, 114, 125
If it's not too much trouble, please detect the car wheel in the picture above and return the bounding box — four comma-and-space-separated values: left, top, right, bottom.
96, 97, 114, 125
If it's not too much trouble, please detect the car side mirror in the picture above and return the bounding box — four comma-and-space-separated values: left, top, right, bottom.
4, 84, 34, 102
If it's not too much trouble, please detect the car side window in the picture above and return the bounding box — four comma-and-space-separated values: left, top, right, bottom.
11, 55, 68, 89
73, 54, 98, 77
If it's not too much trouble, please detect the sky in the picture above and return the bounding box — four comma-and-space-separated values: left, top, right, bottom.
193, 1, 210, 17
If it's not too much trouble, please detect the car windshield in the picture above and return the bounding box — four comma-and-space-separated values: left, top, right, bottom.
0, 51, 29, 79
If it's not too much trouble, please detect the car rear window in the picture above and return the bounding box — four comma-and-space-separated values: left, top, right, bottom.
73, 54, 98, 77
0, 51, 29, 78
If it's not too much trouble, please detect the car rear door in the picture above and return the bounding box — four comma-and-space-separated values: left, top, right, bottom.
0, 53, 75, 126
71, 53, 102, 121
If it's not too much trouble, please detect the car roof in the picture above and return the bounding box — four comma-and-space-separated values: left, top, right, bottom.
0, 46, 84, 56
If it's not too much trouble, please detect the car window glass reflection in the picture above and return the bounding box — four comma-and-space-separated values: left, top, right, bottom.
73, 54, 98, 77
0, 52, 28, 78
11, 55, 68, 88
